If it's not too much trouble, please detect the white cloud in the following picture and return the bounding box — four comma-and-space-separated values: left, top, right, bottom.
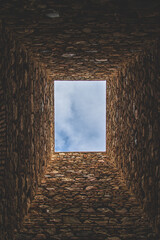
54, 81, 106, 152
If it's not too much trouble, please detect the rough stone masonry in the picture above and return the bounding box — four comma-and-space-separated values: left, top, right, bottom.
15, 153, 157, 240
0, 0, 160, 239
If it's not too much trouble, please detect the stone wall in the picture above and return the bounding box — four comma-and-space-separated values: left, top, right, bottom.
0, 20, 7, 240
0, 0, 159, 237
106, 41, 160, 233
52, 152, 108, 161
0, 77, 7, 240
0, 24, 54, 239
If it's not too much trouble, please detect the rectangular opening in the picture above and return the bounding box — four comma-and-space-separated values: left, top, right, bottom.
54, 81, 106, 152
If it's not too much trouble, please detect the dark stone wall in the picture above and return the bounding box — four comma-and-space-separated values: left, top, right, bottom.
0, 21, 7, 240
0, 76, 7, 240
106, 41, 160, 234
0, 24, 54, 239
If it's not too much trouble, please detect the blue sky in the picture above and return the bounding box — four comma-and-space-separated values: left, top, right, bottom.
54, 81, 106, 152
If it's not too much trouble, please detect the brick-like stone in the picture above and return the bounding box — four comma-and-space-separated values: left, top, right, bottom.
106, 45, 160, 234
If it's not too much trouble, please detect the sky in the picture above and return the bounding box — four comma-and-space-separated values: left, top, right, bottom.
54, 81, 106, 152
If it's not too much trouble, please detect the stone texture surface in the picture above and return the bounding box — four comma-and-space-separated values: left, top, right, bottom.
106, 43, 160, 234
0, 79, 7, 240
14, 153, 158, 240
0, 0, 160, 239
0, 23, 54, 239
0, 0, 160, 81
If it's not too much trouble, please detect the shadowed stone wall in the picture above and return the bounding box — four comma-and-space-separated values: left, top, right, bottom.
0, 21, 7, 240
0, 74, 7, 240
106, 41, 160, 234
0, 24, 54, 239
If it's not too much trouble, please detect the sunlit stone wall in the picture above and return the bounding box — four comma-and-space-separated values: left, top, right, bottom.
106, 41, 160, 234
52, 152, 108, 161
0, 24, 54, 239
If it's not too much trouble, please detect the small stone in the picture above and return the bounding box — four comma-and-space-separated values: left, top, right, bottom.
95, 220, 107, 226
97, 208, 113, 215
53, 218, 61, 223
46, 187, 55, 191
116, 208, 128, 214
47, 191, 55, 197
121, 217, 133, 225
51, 170, 59, 174
86, 186, 95, 191
84, 207, 95, 213
44, 174, 52, 178
109, 219, 118, 224
98, 160, 105, 163
94, 230, 107, 235
82, 28, 92, 33
52, 208, 62, 213
88, 177, 96, 181
66, 208, 81, 213
38, 4, 47, 9
84, 219, 93, 224
46, 11, 59, 18
113, 186, 119, 190
63, 216, 81, 224
104, 194, 112, 199
62, 177, 73, 182
45, 227, 56, 235
95, 58, 108, 62
62, 53, 75, 58
75, 41, 87, 45
55, 174, 64, 177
